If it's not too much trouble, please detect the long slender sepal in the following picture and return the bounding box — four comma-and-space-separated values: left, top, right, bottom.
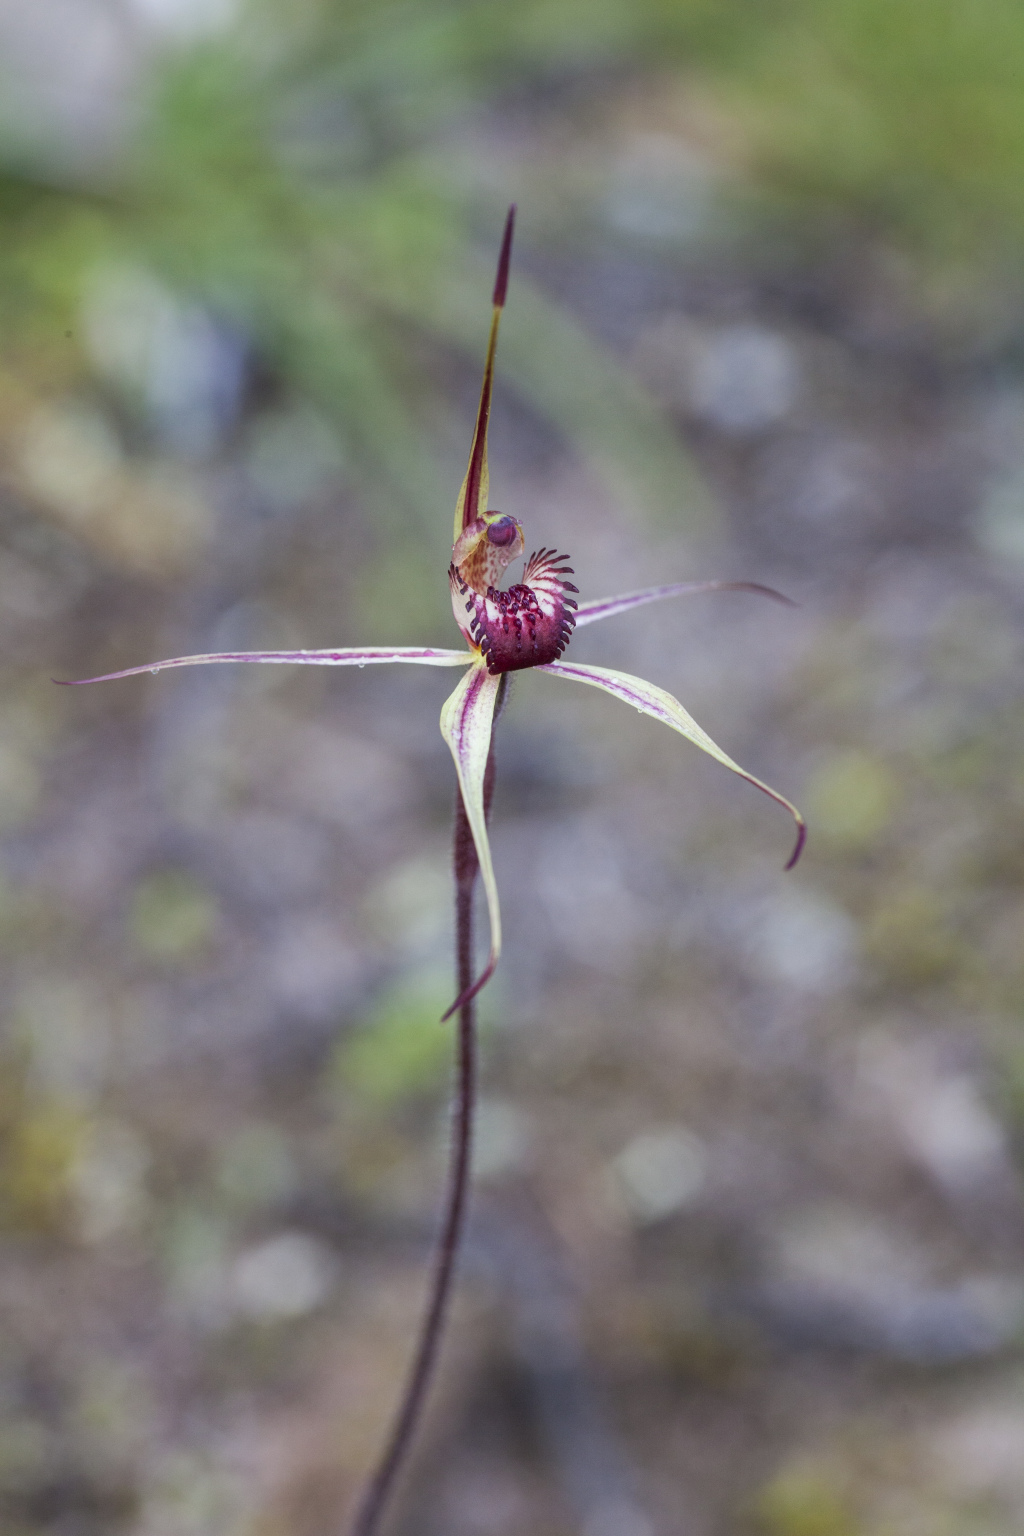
439, 664, 502, 1018
573, 581, 795, 629
538, 659, 805, 868
54, 647, 476, 686
454, 205, 516, 542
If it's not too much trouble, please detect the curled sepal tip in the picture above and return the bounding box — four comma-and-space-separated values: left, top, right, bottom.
784, 819, 807, 871
538, 659, 806, 870
439, 663, 503, 1020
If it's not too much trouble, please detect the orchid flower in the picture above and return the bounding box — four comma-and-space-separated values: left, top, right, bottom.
60, 206, 804, 1023
60, 208, 803, 1536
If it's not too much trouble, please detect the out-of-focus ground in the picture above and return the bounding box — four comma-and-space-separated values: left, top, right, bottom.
3, 3, 1024, 1533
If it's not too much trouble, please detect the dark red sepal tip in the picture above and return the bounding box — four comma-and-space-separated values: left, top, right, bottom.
492, 205, 516, 308
440, 964, 493, 1023
784, 820, 807, 871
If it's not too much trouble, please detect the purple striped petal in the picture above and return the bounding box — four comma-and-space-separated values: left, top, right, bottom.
439, 663, 503, 1019
538, 659, 805, 869
54, 647, 475, 686
573, 581, 795, 629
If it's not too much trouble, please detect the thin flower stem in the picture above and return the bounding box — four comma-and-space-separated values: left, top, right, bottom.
348, 721, 500, 1536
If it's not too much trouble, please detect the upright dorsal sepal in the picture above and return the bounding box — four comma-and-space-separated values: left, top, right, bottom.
454, 205, 517, 542
492, 204, 515, 308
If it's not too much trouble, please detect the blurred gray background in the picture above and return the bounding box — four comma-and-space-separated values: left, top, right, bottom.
2, 1, 1024, 1532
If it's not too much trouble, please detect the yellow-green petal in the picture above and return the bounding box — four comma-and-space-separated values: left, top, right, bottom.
439, 662, 503, 1017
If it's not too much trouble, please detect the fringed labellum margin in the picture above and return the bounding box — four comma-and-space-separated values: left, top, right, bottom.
450, 528, 579, 675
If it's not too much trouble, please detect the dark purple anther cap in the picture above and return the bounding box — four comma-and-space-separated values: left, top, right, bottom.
486, 515, 519, 547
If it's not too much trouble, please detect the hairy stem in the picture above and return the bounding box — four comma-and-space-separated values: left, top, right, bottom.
349, 724, 500, 1536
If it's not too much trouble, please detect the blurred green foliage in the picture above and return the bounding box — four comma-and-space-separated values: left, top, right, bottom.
0, 1097, 86, 1233
129, 869, 219, 963
805, 750, 898, 851
214, 1122, 297, 1214
707, 0, 1024, 266
0, 0, 723, 561
754, 1463, 858, 1536
4, 0, 1023, 607
330, 969, 458, 1105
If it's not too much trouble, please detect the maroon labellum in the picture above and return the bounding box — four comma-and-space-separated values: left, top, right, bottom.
451, 547, 578, 674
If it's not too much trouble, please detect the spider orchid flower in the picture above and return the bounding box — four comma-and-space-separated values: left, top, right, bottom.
58, 207, 804, 1021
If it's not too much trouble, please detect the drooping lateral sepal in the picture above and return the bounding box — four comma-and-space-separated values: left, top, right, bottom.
452, 548, 578, 675
537, 658, 805, 868
439, 663, 503, 1018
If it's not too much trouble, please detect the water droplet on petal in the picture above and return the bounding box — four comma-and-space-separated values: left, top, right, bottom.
150, 668, 159, 675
